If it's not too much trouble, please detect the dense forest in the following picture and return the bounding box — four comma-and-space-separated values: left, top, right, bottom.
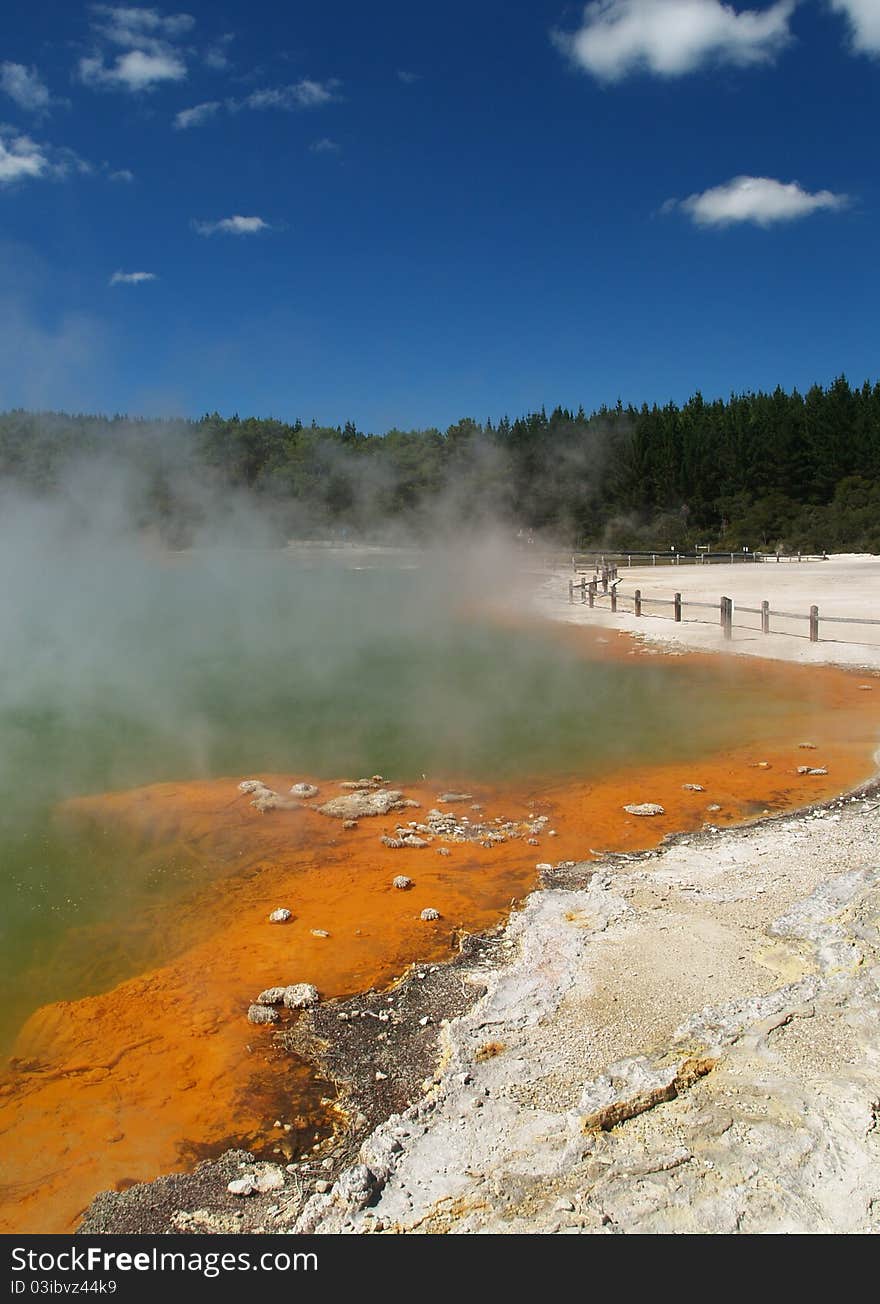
2, 375, 880, 552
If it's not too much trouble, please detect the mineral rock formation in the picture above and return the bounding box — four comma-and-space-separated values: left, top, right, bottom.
256, 987, 288, 1005
227, 1164, 285, 1196
319, 789, 419, 820
246, 1004, 279, 1026
623, 803, 665, 816
282, 984, 320, 1010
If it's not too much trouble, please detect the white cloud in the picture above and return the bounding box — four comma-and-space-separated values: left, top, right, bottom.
174, 100, 221, 129
0, 63, 52, 114
0, 125, 89, 186
204, 34, 234, 70
396, 69, 420, 84
92, 5, 196, 48
829, 1, 880, 56
109, 269, 157, 284
79, 48, 186, 91
242, 78, 341, 110
309, 136, 340, 153
80, 5, 195, 92
192, 215, 270, 236
108, 167, 134, 181
552, 0, 795, 80
669, 175, 849, 226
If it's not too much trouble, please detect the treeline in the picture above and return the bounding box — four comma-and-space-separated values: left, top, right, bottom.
2, 375, 880, 552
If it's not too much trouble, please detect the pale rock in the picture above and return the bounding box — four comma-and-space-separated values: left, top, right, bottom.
282, 983, 320, 1009
256, 987, 288, 1005
290, 782, 319, 798
247, 1004, 279, 1026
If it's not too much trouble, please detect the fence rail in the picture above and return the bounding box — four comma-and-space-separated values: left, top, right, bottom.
563, 549, 828, 571
566, 576, 880, 645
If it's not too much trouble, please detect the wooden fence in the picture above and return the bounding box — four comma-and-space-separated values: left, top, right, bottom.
567, 577, 880, 645
566, 549, 828, 571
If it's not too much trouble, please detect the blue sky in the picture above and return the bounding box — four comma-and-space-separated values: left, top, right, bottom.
0, 1, 877, 430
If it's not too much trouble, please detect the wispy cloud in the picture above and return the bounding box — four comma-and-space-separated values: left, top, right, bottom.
0, 125, 89, 186
109, 269, 157, 285
0, 63, 52, 115
79, 4, 194, 92
552, 0, 795, 81
309, 136, 340, 153
192, 215, 270, 236
174, 100, 221, 129
79, 48, 186, 91
396, 69, 421, 84
239, 78, 341, 110
666, 175, 849, 227
92, 5, 196, 47
108, 167, 134, 182
204, 33, 234, 70
829, 1, 880, 56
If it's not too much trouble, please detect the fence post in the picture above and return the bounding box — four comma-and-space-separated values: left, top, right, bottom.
568, 580, 574, 604
580, 577, 587, 603
634, 589, 642, 616
588, 581, 596, 608
674, 592, 682, 622
628, 555, 632, 567
761, 600, 770, 634
610, 587, 617, 613
652, 554, 656, 565
810, 605, 819, 643
602, 569, 608, 594
721, 596, 732, 640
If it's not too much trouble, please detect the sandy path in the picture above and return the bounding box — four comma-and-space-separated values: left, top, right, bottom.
539, 555, 880, 668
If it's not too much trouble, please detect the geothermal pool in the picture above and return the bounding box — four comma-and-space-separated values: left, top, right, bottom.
1, 548, 878, 1231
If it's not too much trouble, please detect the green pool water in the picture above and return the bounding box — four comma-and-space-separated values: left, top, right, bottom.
0, 547, 801, 1050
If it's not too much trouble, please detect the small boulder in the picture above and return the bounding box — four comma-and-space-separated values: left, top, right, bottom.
319, 789, 418, 820
268, 907, 292, 923
682, 783, 704, 792
420, 908, 440, 921
623, 803, 665, 817
247, 1004, 279, 1026
282, 983, 320, 1009
227, 1164, 285, 1196
392, 875, 413, 890
256, 987, 288, 1005
290, 782, 319, 798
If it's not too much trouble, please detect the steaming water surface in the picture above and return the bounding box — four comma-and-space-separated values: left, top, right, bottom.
0, 546, 816, 1051
4, 545, 880, 1232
